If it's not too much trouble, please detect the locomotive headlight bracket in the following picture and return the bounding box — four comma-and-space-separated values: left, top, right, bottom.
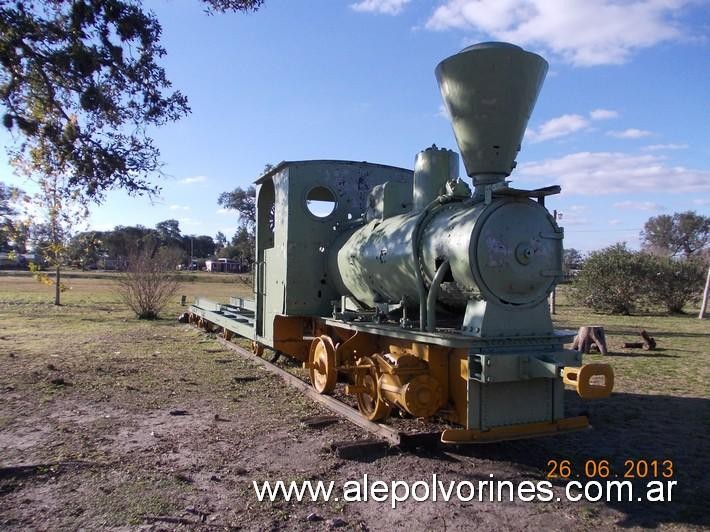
562, 363, 615, 399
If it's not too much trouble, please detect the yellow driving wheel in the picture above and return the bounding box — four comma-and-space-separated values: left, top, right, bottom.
355, 356, 392, 421
309, 335, 337, 395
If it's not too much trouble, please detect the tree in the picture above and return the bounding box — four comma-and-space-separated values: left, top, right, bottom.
26, 173, 88, 304
574, 243, 655, 315
231, 226, 255, 269
218, 185, 256, 270
218, 185, 256, 231
67, 230, 103, 269
101, 224, 156, 259
641, 211, 710, 258
155, 218, 182, 247
1, 0, 264, 202
186, 234, 216, 258
648, 256, 707, 314
0, 181, 26, 250
214, 230, 227, 251
116, 245, 182, 319
562, 248, 583, 274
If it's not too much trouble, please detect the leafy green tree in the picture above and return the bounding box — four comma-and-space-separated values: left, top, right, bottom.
562, 248, 584, 274
0, 181, 26, 250
647, 256, 708, 314
218, 185, 256, 270
231, 226, 255, 270
218, 185, 256, 231
185, 234, 216, 258
155, 218, 182, 247
574, 243, 655, 315
100, 224, 156, 259
1, 0, 264, 201
68, 230, 104, 269
216, 228, 253, 270
641, 211, 710, 258
214, 230, 227, 251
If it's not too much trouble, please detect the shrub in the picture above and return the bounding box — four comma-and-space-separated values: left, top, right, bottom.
647, 257, 707, 313
116, 246, 182, 319
574, 243, 654, 315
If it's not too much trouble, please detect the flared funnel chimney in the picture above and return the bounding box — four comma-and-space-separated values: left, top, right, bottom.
435, 42, 548, 186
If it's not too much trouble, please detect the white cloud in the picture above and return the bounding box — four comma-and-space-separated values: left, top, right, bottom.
612, 200, 665, 211
217, 208, 233, 215
526, 113, 588, 142
169, 204, 190, 211
608, 128, 653, 139
518, 152, 710, 195
692, 199, 710, 206
608, 219, 621, 226
350, 0, 411, 15
179, 175, 207, 184
589, 109, 619, 120
642, 143, 689, 151
426, 0, 690, 66
179, 217, 201, 227
567, 204, 588, 212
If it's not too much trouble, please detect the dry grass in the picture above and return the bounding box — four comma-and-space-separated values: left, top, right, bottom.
0, 272, 708, 530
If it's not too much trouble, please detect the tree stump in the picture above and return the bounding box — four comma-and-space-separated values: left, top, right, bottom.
640, 329, 656, 350
572, 326, 608, 356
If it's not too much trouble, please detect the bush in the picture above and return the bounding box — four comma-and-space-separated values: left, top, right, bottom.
116, 246, 182, 319
574, 244, 655, 315
647, 257, 707, 313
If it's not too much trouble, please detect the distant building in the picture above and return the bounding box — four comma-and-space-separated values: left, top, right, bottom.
98, 257, 128, 270
0, 252, 40, 269
205, 258, 240, 273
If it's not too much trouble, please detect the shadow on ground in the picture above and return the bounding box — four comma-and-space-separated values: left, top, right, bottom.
439, 391, 709, 529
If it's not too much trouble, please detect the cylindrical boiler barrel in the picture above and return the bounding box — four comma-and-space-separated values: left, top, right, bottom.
328, 196, 562, 311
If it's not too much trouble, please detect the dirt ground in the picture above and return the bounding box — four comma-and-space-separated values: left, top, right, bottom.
1, 274, 708, 530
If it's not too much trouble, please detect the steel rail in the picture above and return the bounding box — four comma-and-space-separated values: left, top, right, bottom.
209, 333, 439, 448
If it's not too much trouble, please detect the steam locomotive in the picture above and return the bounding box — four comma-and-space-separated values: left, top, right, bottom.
190, 42, 613, 443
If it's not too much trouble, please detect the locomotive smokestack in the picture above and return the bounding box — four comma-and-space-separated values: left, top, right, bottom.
435, 42, 548, 186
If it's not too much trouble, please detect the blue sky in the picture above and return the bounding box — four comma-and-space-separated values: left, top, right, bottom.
3, 0, 709, 252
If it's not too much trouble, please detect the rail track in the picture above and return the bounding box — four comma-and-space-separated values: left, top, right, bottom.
198, 328, 442, 449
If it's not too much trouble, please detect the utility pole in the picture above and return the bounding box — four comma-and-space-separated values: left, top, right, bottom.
700, 265, 710, 319
190, 236, 194, 270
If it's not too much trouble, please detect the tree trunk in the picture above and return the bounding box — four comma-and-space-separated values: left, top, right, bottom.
623, 330, 656, 350
640, 329, 656, 350
572, 326, 608, 355
54, 266, 61, 306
